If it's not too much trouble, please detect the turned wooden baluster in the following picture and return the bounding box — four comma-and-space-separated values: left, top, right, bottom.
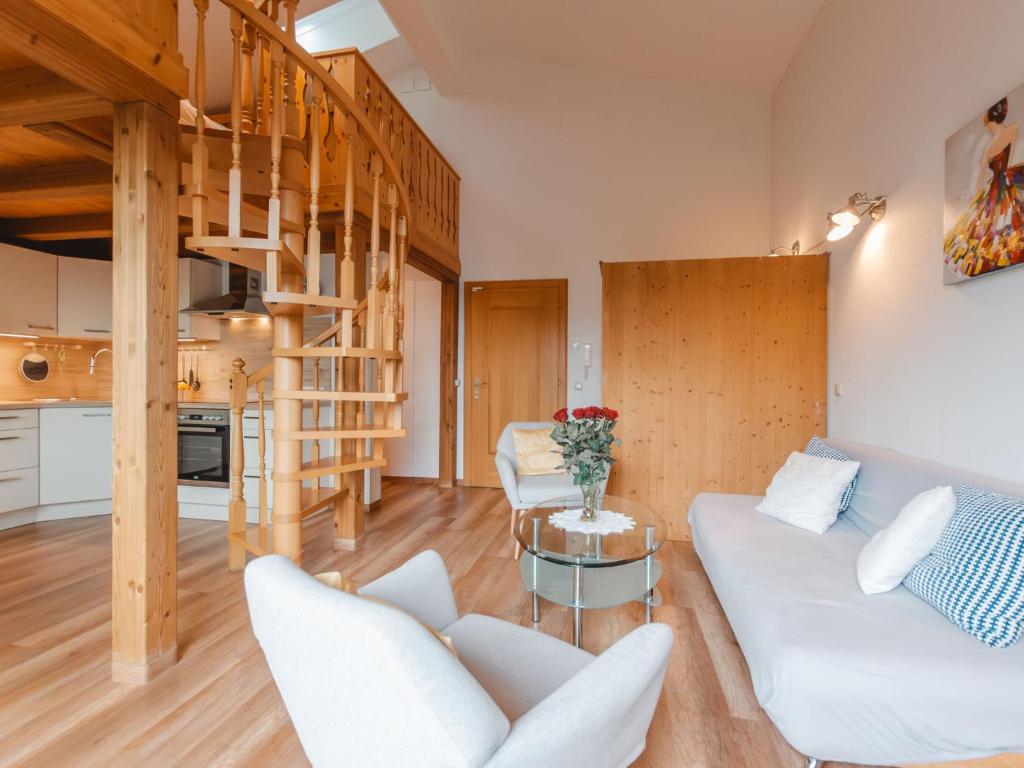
256, 378, 268, 528
191, 0, 210, 237
282, 0, 300, 138
385, 183, 398, 351
266, 41, 284, 291
311, 357, 321, 492
306, 79, 323, 295
367, 153, 383, 351
228, 358, 248, 570
340, 114, 357, 348
394, 214, 407, 429
229, 9, 243, 238
254, 32, 266, 135
240, 21, 255, 133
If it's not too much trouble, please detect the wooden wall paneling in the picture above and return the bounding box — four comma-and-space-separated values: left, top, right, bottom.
110, 101, 179, 683
602, 256, 828, 540
438, 279, 457, 488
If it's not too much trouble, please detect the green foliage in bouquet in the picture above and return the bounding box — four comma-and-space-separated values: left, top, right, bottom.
549, 406, 622, 486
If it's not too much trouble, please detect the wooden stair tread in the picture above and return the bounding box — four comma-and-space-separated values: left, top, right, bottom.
300, 487, 345, 518
229, 527, 273, 557
275, 455, 387, 481
276, 427, 406, 440
272, 346, 401, 360
273, 390, 408, 402
184, 235, 303, 273
263, 292, 359, 311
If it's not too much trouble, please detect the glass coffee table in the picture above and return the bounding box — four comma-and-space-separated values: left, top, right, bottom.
514, 494, 666, 649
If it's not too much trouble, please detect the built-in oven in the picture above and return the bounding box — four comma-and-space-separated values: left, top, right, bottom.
177, 407, 230, 486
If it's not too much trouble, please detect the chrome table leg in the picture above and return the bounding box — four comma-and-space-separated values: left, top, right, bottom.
572, 558, 583, 648
644, 524, 655, 624
531, 517, 541, 623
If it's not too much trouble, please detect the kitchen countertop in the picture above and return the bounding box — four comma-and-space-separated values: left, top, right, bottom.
0, 400, 236, 409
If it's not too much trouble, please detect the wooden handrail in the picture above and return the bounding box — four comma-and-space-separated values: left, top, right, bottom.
217, 0, 415, 231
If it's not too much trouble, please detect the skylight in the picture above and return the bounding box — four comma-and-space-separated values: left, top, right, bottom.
296, 0, 399, 54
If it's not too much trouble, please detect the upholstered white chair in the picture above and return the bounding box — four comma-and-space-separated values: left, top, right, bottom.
246, 550, 673, 768
495, 422, 611, 557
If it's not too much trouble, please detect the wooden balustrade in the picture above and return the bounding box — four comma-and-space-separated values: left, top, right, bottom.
314, 48, 460, 278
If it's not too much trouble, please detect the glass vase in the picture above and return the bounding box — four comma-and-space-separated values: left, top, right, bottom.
579, 482, 601, 521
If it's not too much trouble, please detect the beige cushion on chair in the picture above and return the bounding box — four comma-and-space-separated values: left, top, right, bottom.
512, 427, 563, 475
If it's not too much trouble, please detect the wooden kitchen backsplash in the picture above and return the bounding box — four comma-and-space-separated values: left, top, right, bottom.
0, 315, 332, 404
177, 315, 332, 404
0, 337, 113, 401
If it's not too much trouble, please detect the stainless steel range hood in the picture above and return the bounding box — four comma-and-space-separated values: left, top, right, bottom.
181, 263, 269, 319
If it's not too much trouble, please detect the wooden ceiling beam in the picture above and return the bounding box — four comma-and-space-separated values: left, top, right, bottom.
0, 66, 111, 128
0, 161, 110, 203
0, 212, 112, 241
25, 121, 114, 163
0, 1, 186, 115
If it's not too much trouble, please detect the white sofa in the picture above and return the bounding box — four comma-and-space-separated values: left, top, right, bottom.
689, 438, 1024, 767
246, 550, 673, 767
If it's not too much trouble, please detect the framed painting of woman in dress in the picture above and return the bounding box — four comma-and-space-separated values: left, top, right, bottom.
944, 85, 1024, 284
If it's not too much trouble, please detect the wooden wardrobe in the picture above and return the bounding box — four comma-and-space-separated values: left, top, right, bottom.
602, 256, 828, 540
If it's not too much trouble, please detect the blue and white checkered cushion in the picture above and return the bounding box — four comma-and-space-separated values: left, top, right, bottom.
805, 436, 858, 512
904, 484, 1024, 648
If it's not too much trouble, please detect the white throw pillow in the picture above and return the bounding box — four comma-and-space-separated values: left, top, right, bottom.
756, 451, 861, 534
856, 485, 956, 595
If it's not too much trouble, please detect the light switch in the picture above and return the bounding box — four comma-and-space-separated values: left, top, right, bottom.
833, 383, 843, 397
573, 382, 583, 391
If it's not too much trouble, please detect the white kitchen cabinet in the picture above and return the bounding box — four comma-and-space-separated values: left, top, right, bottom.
0, 243, 58, 336
39, 407, 113, 505
178, 257, 222, 341
57, 256, 113, 339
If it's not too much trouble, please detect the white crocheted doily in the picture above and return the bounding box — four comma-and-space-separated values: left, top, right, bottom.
548, 508, 636, 535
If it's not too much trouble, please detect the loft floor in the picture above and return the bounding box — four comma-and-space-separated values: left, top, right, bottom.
0, 482, 866, 768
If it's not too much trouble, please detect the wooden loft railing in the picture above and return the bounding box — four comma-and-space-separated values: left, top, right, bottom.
180, 0, 418, 566
314, 48, 460, 279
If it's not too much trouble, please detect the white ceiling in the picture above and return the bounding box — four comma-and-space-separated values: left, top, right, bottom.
415, 0, 824, 92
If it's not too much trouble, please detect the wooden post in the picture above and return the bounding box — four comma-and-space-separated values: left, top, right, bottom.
439, 279, 458, 488
270, 60, 308, 563
111, 101, 179, 684
334, 224, 368, 549
228, 358, 247, 570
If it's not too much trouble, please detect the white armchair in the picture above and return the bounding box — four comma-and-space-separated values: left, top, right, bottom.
246, 551, 673, 768
496, 422, 611, 557
497, 422, 608, 510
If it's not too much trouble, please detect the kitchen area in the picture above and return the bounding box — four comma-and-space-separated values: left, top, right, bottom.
0, 241, 338, 531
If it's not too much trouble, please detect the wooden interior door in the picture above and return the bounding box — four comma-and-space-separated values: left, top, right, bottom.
464, 279, 567, 487
602, 256, 828, 540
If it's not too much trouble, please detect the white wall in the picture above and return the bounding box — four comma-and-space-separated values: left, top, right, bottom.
772, 0, 1024, 481
390, 57, 771, 477
384, 266, 441, 478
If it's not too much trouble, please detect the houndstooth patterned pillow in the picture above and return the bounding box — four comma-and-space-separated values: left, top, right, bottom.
805, 436, 858, 512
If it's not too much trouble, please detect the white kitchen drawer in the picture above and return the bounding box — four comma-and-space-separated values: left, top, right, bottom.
0, 428, 38, 472
243, 435, 273, 473
0, 409, 38, 431
0, 466, 39, 513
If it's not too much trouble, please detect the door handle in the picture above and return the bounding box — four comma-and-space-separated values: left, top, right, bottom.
27, 324, 55, 330
472, 377, 487, 400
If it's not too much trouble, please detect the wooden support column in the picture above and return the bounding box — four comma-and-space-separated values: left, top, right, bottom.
334, 223, 368, 549
110, 101, 179, 684
439, 279, 458, 488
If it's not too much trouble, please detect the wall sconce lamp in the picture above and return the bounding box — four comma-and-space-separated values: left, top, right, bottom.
826, 193, 886, 242
768, 240, 801, 257
771, 193, 887, 254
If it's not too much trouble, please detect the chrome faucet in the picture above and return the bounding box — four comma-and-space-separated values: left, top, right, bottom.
88, 348, 112, 375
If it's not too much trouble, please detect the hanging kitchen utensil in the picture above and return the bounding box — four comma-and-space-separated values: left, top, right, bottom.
191, 351, 201, 391
188, 350, 195, 389
177, 352, 189, 391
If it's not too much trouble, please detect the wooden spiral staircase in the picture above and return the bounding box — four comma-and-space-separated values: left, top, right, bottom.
180, 0, 423, 567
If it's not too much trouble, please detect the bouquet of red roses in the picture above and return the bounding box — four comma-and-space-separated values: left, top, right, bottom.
550, 406, 621, 488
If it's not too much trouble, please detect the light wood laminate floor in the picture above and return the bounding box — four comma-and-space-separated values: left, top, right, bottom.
0, 482, 872, 768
